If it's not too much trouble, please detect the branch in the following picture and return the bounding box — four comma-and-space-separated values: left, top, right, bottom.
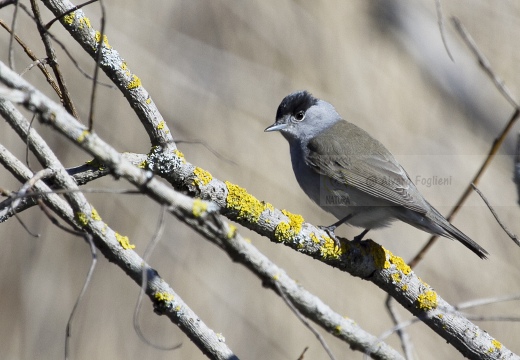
41, 0, 175, 147
0, 98, 238, 360
1, 60, 516, 359
0, 63, 402, 360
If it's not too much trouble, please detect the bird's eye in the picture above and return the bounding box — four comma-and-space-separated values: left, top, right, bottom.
294, 110, 305, 122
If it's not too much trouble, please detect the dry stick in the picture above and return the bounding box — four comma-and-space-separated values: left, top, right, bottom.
133, 206, 181, 351
273, 281, 336, 360
409, 19, 520, 269
471, 184, 520, 245
384, 296, 414, 360
452, 17, 519, 109
16, 4, 113, 89
8, 0, 20, 70
434, 0, 454, 62
88, 0, 105, 131
30, 0, 80, 119
0, 0, 17, 9
0, 19, 62, 96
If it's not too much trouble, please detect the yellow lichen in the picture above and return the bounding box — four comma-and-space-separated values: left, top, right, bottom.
155, 292, 174, 302
225, 181, 272, 223
389, 254, 412, 275
227, 224, 237, 239
370, 245, 412, 280
77, 130, 89, 143
320, 236, 343, 259
490, 339, 502, 351
63, 12, 75, 25
173, 149, 186, 163
127, 74, 141, 89
94, 31, 111, 48
146, 97, 152, 104
75, 212, 89, 227
192, 198, 207, 217
78, 17, 91, 29
274, 209, 304, 242
391, 272, 401, 283
309, 232, 320, 244
91, 207, 102, 221
272, 274, 279, 281
138, 160, 147, 169
121, 62, 130, 76
85, 158, 105, 170
334, 325, 342, 334
401, 284, 408, 291
416, 290, 438, 310
115, 232, 135, 250
157, 121, 165, 130
193, 167, 213, 187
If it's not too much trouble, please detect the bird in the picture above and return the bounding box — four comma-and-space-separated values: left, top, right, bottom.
265, 90, 488, 259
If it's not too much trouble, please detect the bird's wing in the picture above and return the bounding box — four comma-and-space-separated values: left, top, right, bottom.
305, 121, 429, 214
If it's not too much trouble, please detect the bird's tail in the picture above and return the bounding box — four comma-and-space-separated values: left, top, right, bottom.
397, 207, 488, 259
431, 208, 489, 259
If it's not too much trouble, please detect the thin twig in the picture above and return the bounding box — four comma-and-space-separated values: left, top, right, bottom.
409, 18, 520, 268
87, 0, 106, 131
133, 206, 181, 350
273, 281, 336, 360
471, 184, 519, 245
0, 19, 61, 95
434, 0, 454, 62
8, 0, 20, 70
0, 0, 17, 9
384, 296, 414, 360
452, 17, 519, 108
30, 0, 80, 118
65, 233, 97, 360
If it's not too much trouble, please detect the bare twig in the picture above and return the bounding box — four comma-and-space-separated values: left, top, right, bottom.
0, 19, 62, 96
87, 0, 105, 131
133, 206, 181, 350
434, 0, 454, 61
273, 281, 336, 360
409, 17, 520, 268
65, 233, 97, 360
471, 184, 520, 246
384, 296, 414, 360
8, 0, 20, 70
0, 0, 17, 9
452, 17, 519, 108
30, 0, 80, 118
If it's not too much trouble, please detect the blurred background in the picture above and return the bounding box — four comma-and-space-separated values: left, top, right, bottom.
1, 0, 520, 358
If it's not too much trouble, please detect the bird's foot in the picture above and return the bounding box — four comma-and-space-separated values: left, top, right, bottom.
318, 225, 342, 248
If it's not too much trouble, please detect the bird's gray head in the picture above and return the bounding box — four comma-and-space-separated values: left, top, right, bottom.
265, 91, 341, 143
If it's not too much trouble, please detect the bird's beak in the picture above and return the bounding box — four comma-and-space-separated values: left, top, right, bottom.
264, 122, 288, 132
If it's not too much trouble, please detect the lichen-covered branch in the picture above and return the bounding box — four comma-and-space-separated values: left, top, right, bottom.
1, 60, 516, 359
0, 60, 403, 359
0, 97, 238, 360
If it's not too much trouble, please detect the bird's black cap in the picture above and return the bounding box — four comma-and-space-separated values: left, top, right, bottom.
276, 91, 318, 120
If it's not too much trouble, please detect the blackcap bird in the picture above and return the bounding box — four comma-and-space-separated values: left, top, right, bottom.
265, 90, 488, 259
